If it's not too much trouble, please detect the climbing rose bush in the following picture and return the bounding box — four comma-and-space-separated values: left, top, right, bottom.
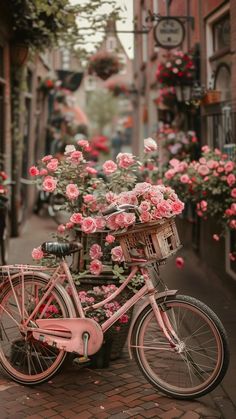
163, 146, 236, 233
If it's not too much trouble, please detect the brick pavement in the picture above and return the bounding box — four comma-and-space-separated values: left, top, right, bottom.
0, 351, 225, 419
0, 214, 235, 419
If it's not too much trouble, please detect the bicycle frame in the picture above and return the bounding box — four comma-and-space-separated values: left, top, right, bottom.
1, 259, 181, 355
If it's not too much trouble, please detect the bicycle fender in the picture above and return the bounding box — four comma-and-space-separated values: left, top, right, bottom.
127, 289, 178, 359
2, 272, 76, 318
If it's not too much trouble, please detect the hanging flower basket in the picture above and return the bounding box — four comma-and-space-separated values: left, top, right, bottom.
156, 51, 195, 87
88, 52, 121, 80
39, 78, 56, 93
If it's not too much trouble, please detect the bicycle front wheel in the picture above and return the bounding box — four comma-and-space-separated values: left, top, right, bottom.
0, 276, 70, 385
132, 294, 229, 399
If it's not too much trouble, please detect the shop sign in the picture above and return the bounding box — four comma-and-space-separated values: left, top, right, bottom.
154, 17, 185, 49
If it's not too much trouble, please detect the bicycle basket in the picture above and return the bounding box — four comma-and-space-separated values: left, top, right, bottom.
114, 218, 181, 262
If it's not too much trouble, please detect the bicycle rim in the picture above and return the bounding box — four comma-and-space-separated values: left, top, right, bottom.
132, 295, 229, 399
0, 276, 70, 385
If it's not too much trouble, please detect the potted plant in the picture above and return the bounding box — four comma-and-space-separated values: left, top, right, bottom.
203, 73, 221, 105
88, 51, 121, 80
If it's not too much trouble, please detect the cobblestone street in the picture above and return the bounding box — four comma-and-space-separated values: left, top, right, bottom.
0, 214, 235, 419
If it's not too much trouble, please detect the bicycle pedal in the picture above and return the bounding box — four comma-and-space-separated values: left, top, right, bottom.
73, 356, 91, 365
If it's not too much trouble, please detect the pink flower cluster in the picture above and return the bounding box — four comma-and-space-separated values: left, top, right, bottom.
78, 285, 129, 329
106, 182, 184, 231
163, 146, 236, 232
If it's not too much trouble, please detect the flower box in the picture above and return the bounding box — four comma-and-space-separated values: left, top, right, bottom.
114, 218, 181, 262
203, 90, 221, 105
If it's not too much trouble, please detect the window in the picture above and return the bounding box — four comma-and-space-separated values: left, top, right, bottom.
118, 53, 126, 74
213, 15, 230, 53
215, 64, 231, 101
85, 76, 96, 91
106, 37, 117, 52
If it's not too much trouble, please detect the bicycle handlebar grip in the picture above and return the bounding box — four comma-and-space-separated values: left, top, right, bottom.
102, 205, 118, 216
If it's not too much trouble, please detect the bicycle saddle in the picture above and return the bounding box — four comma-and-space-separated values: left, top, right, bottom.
41, 241, 82, 257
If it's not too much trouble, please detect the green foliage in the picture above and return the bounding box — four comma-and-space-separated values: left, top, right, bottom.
9, 0, 121, 54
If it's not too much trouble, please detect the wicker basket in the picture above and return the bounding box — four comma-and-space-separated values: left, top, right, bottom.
203, 90, 221, 105
114, 218, 181, 262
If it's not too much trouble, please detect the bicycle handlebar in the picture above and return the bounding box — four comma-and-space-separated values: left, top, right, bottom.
102, 204, 138, 216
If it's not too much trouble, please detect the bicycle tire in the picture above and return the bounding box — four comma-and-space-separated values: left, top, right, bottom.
0, 213, 11, 265
131, 294, 229, 399
0, 276, 70, 385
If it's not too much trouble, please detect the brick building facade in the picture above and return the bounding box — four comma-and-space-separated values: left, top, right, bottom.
133, 0, 236, 283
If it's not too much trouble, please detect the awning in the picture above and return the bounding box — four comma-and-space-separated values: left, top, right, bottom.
57, 71, 84, 92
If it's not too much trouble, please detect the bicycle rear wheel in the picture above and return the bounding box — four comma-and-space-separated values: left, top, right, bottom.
131, 294, 229, 399
0, 276, 70, 385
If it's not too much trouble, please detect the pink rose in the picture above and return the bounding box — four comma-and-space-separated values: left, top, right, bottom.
70, 151, 83, 163
81, 217, 97, 234
180, 174, 190, 184
171, 200, 185, 215
106, 192, 117, 204
46, 159, 58, 172
77, 139, 90, 150
165, 169, 176, 179
29, 166, 39, 176
175, 257, 184, 269
111, 246, 124, 262
229, 219, 236, 229
116, 153, 135, 169
198, 165, 210, 176
89, 259, 103, 276
200, 200, 207, 212
140, 211, 152, 223
201, 145, 210, 153
105, 234, 115, 244
139, 201, 151, 213
95, 216, 106, 230
42, 155, 52, 162
89, 244, 103, 260
227, 174, 235, 187
85, 166, 97, 175
231, 188, 236, 199
231, 203, 236, 214
103, 160, 117, 175
70, 213, 83, 224
169, 158, 180, 168
65, 222, 74, 230
229, 253, 236, 262
225, 161, 235, 173
66, 184, 80, 200
123, 212, 136, 228
213, 234, 220, 241
39, 168, 48, 176
42, 176, 57, 192
57, 224, 66, 233
144, 137, 157, 153
64, 145, 76, 155
83, 194, 95, 203
32, 247, 44, 260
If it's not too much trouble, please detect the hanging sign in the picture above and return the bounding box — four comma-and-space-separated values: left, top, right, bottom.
154, 17, 185, 49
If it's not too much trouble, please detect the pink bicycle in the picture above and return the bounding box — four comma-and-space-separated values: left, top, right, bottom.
0, 205, 229, 399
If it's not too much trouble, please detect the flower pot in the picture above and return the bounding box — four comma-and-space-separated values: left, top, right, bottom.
89, 338, 113, 369
203, 90, 221, 105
